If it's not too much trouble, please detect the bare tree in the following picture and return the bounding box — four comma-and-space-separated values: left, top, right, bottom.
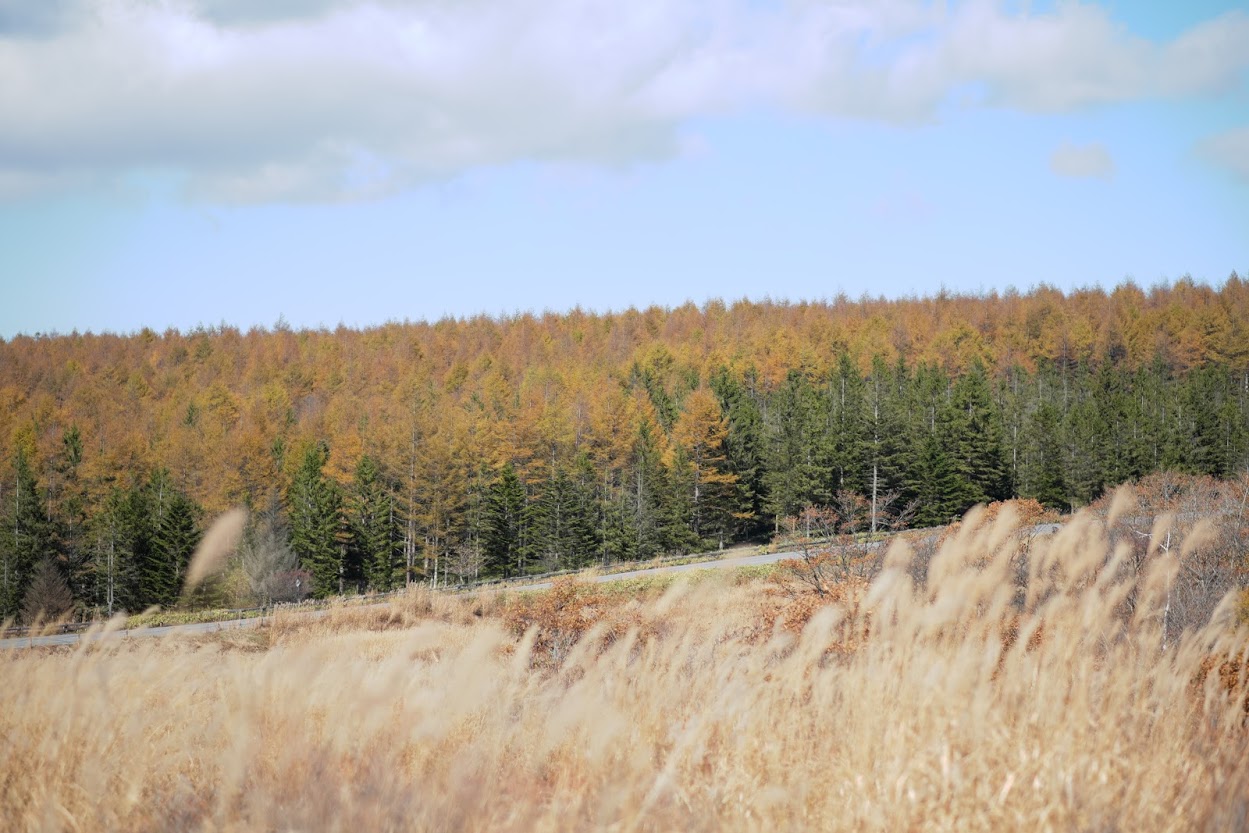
449, 540, 487, 586
240, 504, 299, 606
21, 558, 74, 625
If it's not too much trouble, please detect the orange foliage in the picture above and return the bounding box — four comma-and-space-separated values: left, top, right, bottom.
2, 280, 1247, 513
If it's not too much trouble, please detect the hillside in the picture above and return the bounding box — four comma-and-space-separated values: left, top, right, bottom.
2, 278, 1248, 616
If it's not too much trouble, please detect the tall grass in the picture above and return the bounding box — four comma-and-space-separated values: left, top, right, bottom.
2, 503, 1246, 832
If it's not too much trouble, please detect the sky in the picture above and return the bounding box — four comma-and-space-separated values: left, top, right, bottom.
0, 0, 1246, 338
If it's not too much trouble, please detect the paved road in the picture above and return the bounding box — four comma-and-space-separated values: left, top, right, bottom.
10, 525, 1022, 650
1, 548, 818, 650
0, 611, 277, 649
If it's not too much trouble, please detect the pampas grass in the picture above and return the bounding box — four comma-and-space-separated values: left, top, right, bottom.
2, 502, 1246, 832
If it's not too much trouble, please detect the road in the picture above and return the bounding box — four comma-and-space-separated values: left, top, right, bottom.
1, 547, 814, 650
10, 522, 1032, 651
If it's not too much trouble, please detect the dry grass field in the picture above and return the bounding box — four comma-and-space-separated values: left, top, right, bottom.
3, 497, 1248, 832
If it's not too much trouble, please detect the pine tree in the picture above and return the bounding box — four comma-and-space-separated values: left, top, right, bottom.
909, 429, 965, 527
49, 425, 91, 605
1, 450, 53, 619
763, 370, 828, 525
865, 356, 914, 532
145, 485, 201, 608
239, 495, 301, 604
600, 485, 638, 565
948, 359, 1010, 504
630, 422, 668, 557
826, 353, 868, 495
709, 366, 766, 537
672, 387, 740, 547
90, 485, 145, 616
288, 442, 345, 598
349, 455, 399, 591
1024, 402, 1068, 510
529, 464, 600, 571
484, 462, 526, 578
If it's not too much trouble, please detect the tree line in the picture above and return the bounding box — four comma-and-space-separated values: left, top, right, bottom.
4, 345, 1246, 619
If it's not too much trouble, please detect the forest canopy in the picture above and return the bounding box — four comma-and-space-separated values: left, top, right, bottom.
2, 277, 1247, 616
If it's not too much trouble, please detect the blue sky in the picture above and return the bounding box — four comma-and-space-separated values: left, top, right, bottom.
1, 0, 1246, 337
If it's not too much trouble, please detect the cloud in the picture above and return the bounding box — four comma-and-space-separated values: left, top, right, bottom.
1196, 126, 1249, 183
1049, 141, 1115, 180
0, 1, 1246, 202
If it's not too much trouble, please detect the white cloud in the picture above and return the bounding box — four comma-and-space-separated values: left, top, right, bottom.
0, 1, 1246, 202
1050, 141, 1114, 180
1197, 126, 1249, 183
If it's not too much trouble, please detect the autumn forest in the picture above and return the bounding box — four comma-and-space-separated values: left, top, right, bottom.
3, 278, 1248, 620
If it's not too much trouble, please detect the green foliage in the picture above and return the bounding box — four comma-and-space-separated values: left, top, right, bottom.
1, 450, 53, 618
528, 462, 599, 572
144, 474, 201, 608
484, 463, 527, 578
288, 442, 345, 598
763, 370, 829, 522
349, 455, 400, 591
710, 365, 766, 537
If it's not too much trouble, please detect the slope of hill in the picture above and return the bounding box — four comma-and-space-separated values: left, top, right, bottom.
2, 279, 1247, 615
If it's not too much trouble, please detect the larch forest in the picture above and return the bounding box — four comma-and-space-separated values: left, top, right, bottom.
3, 277, 1248, 618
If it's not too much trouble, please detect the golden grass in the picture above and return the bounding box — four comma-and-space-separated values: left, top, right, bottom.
2, 505, 1247, 832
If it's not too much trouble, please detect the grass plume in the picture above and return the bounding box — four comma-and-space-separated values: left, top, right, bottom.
2, 503, 1246, 832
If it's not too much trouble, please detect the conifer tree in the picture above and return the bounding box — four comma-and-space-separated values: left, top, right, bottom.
865, 356, 912, 532
709, 366, 765, 537
52, 425, 92, 605
288, 442, 345, 597
764, 370, 828, 525
90, 485, 145, 616
948, 359, 1011, 504
1, 450, 52, 619
145, 485, 201, 608
672, 387, 739, 547
484, 462, 527, 578
826, 353, 868, 495
909, 429, 965, 527
1024, 402, 1068, 510
529, 463, 599, 571
349, 455, 399, 591
630, 422, 668, 557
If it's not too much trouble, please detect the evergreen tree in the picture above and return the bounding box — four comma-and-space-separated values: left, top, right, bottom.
529, 463, 599, 571
145, 485, 201, 608
90, 485, 145, 616
826, 353, 868, 495
763, 370, 828, 525
288, 442, 345, 598
630, 422, 668, 557
600, 485, 638, 565
709, 366, 766, 537
349, 455, 400, 591
948, 359, 1010, 504
865, 356, 913, 532
1024, 402, 1068, 510
1062, 373, 1103, 507
484, 462, 527, 578
909, 429, 965, 527
1093, 358, 1144, 489
1, 450, 53, 619
658, 445, 699, 554
49, 425, 91, 605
